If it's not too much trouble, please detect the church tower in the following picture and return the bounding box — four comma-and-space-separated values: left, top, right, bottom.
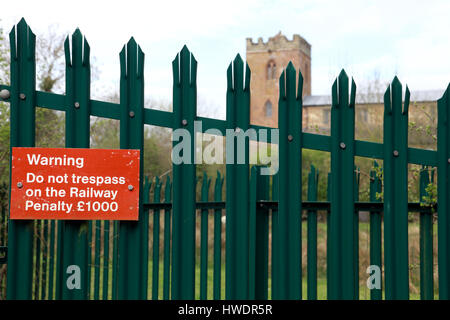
246, 32, 311, 127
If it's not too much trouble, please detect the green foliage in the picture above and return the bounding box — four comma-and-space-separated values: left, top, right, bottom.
421, 182, 437, 211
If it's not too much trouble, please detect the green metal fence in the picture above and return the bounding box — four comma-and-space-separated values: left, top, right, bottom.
1, 19, 450, 300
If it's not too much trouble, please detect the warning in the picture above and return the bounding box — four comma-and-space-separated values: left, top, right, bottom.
10, 147, 140, 220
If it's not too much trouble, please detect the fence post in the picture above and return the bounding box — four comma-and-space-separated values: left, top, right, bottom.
307, 165, 319, 300
213, 172, 224, 300
171, 46, 197, 299
369, 161, 382, 300
249, 166, 269, 300
142, 176, 151, 300
152, 177, 161, 300
271, 173, 279, 299
200, 172, 211, 300
118, 38, 145, 299
225, 55, 251, 299
329, 70, 357, 299
6, 18, 36, 300
59, 28, 92, 300
354, 166, 360, 298
383, 77, 410, 300
419, 167, 434, 300
163, 176, 172, 300
438, 84, 450, 299
275, 63, 303, 300
326, 171, 331, 298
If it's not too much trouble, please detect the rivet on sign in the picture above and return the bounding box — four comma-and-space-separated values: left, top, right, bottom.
129, 111, 135, 118
340, 142, 346, 149
128, 185, 134, 191
19, 93, 26, 100
393, 150, 399, 157
74, 102, 80, 109
17, 182, 23, 189
448, 158, 450, 164
288, 134, 294, 142
0, 89, 10, 99
182, 119, 188, 126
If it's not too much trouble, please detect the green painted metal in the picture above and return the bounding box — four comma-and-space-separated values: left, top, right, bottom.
152, 177, 161, 300
255, 168, 269, 300
329, 70, 357, 299
163, 176, 171, 300
225, 54, 251, 300
60, 28, 91, 300
383, 77, 410, 300
307, 165, 319, 300
271, 173, 279, 300
213, 172, 223, 300
111, 221, 118, 299
249, 167, 257, 300
200, 172, 211, 300
0, 81, 441, 167
419, 167, 434, 300
353, 167, 360, 299
276, 63, 303, 300
33, 221, 41, 299
118, 38, 145, 300
141, 177, 151, 300
369, 161, 382, 300
103, 220, 110, 300
438, 85, 450, 299
249, 166, 269, 300
171, 46, 197, 300
4, 19, 450, 301
41, 220, 48, 299
326, 172, 331, 299
94, 221, 101, 300
48, 220, 55, 299
6, 18, 36, 300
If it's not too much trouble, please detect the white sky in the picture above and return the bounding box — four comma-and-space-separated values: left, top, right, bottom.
3, 0, 450, 119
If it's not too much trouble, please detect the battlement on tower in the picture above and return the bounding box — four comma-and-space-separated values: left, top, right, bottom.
246, 32, 311, 57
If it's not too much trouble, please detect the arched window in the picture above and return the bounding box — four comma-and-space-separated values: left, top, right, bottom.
267, 60, 276, 80
265, 100, 273, 117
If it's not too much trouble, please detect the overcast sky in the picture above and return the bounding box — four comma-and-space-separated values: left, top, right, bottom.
2, 0, 449, 118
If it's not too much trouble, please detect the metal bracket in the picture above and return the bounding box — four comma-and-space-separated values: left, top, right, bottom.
0, 246, 7, 264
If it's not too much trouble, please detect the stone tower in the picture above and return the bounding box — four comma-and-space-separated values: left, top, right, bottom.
246, 32, 311, 127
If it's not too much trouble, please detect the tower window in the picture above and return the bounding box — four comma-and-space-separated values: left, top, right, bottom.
265, 100, 273, 117
267, 60, 276, 80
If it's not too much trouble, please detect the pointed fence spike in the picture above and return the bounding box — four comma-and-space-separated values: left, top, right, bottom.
190, 54, 197, 86
137, 46, 145, 78
339, 68, 348, 79
297, 71, 304, 101
331, 80, 338, 108
384, 86, 392, 114
226, 63, 233, 90
244, 63, 251, 92
9, 25, 17, 60
83, 37, 90, 66
119, 46, 126, 78
404, 86, 410, 115
279, 70, 286, 99
64, 37, 71, 67
172, 54, 180, 85
350, 79, 356, 108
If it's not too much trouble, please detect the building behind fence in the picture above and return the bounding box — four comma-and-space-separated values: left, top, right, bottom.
1, 19, 450, 300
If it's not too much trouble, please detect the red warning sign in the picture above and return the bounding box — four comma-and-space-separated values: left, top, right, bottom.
10, 147, 140, 220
